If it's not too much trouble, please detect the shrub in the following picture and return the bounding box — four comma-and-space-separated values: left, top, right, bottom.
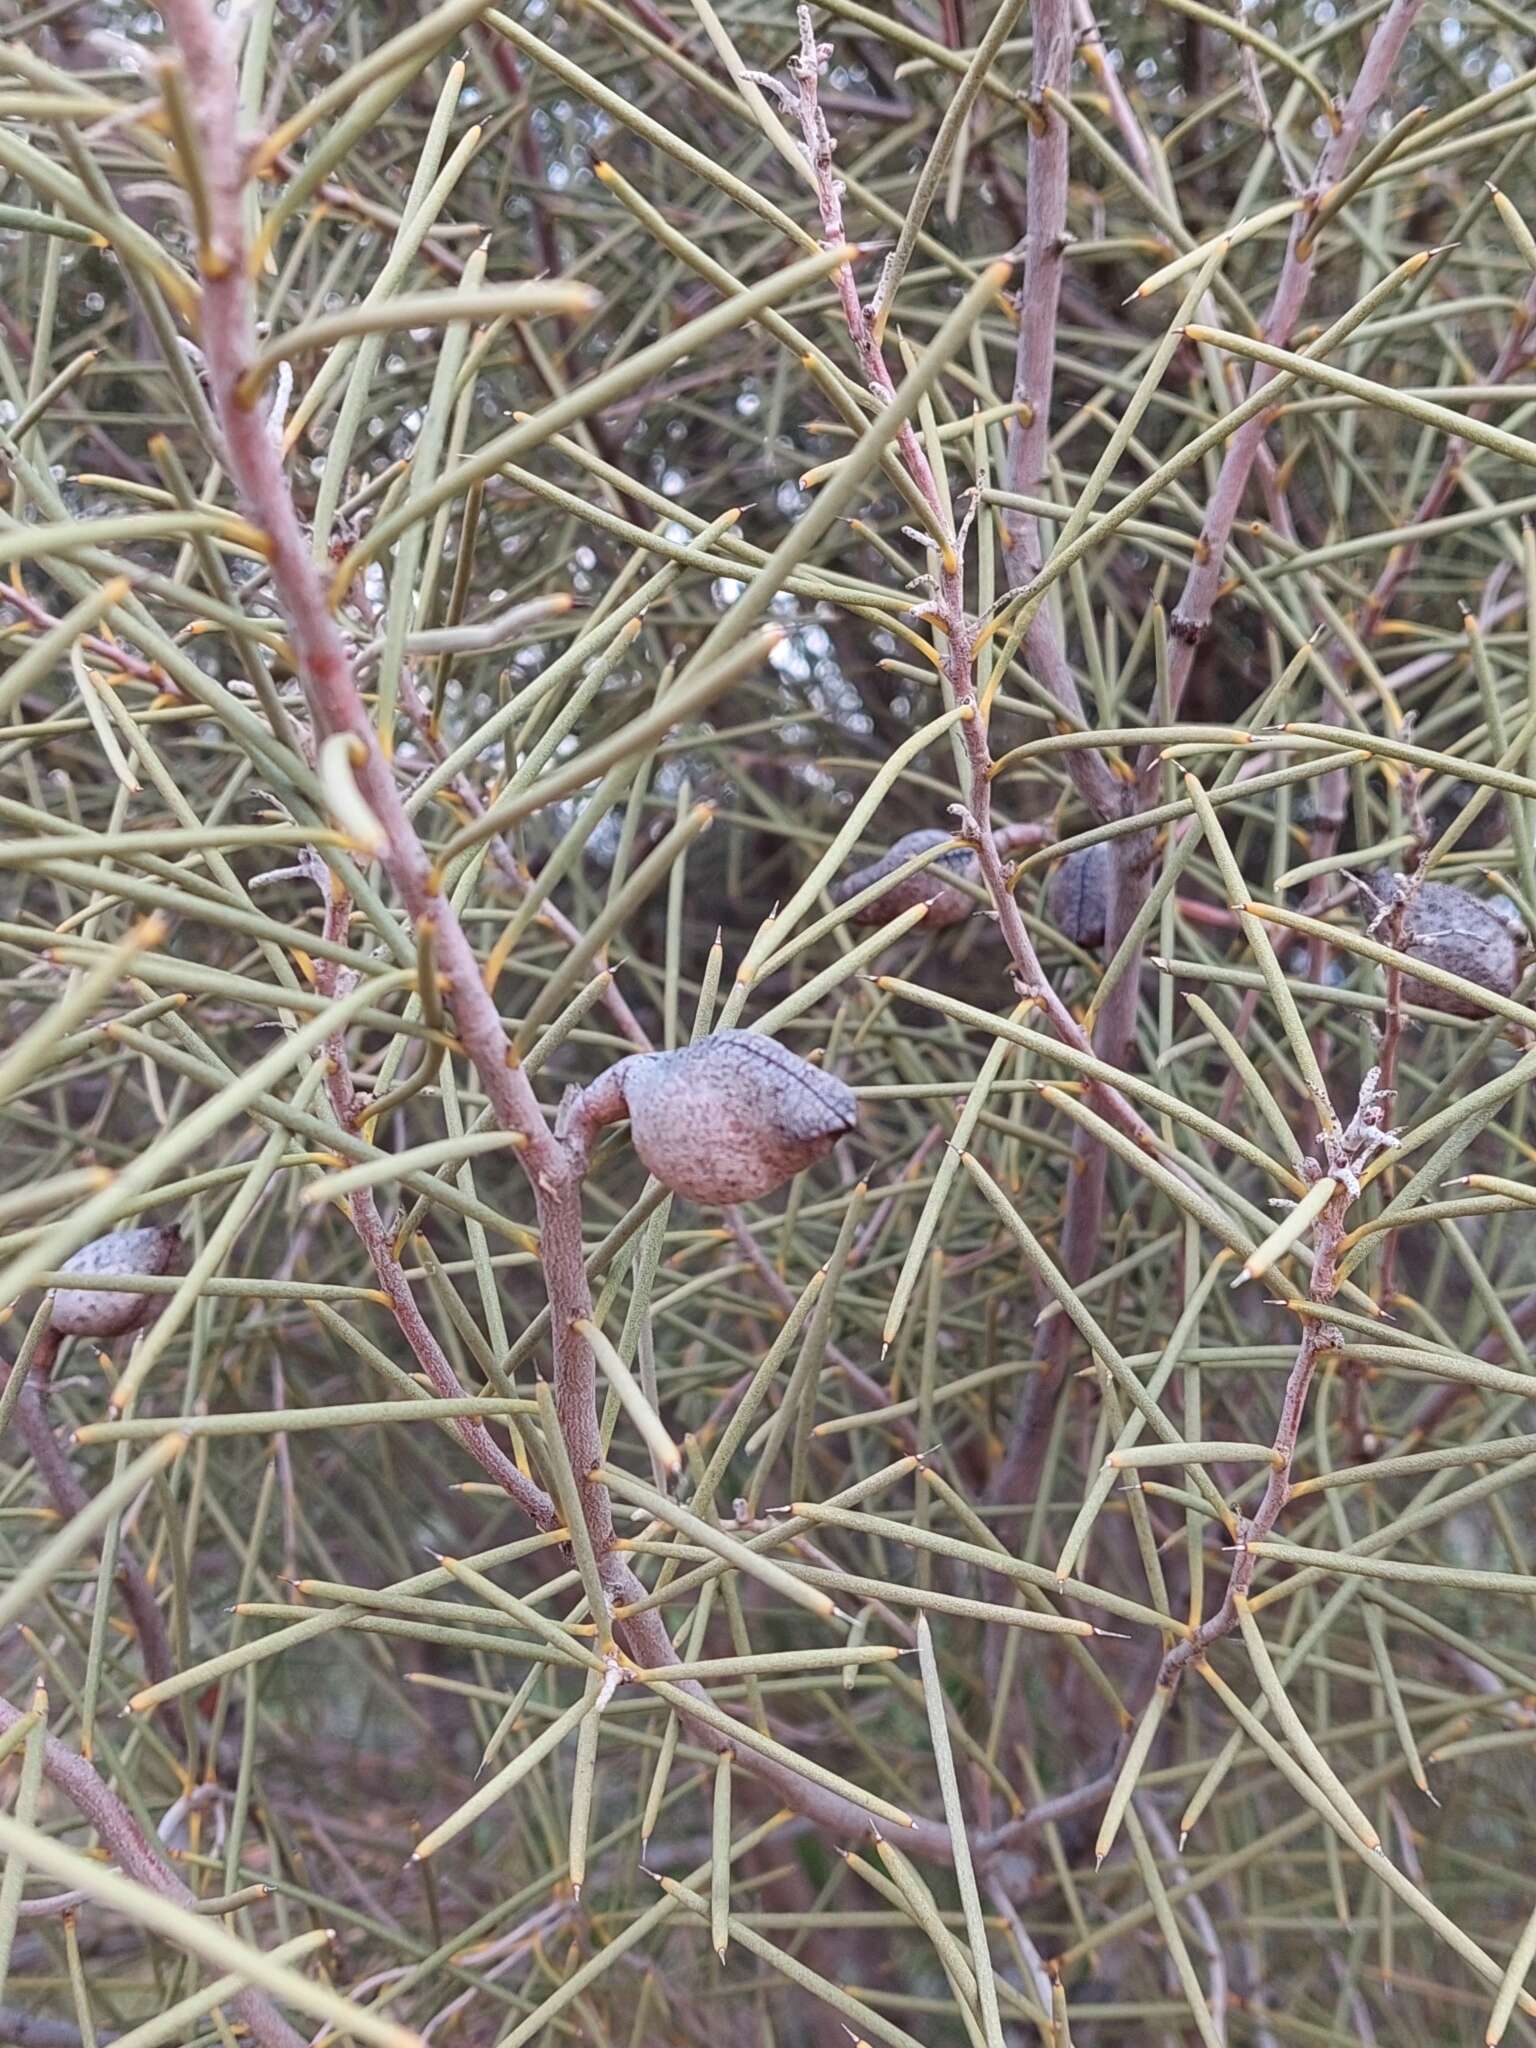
3, 0, 1536, 2042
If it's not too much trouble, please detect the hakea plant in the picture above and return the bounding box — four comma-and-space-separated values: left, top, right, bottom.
2, 0, 1536, 2044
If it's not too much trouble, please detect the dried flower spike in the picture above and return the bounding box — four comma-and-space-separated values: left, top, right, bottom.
1048, 843, 1111, 950
1364, 873, 1525, 1016
584, 1032, 857, 1205
48, 1225, 183, 1341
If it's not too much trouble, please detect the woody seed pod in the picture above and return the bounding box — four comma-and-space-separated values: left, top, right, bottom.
1048, 843, 1111, 949
1365, 873, 1525, 1016
832, 821, 1048, 930
603, 1031, 857, 1205
1430, 781, 1508, 853
832, 828, 979, 929
48, 1224, 183, 1340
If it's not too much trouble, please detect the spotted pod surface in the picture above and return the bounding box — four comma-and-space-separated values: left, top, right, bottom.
613, 1031, 858, 1205
831, 828, 979, 929
1048, 843, 1111, 949
49, 1224, 183, 1339
1366, 874, 1525, 1016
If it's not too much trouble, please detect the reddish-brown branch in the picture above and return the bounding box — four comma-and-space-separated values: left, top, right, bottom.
161, 0, 612, 1551
1161, 1073, 1391, 1687
1162, 1207, 1341, 1686
996, 0, 1124, 827
156, 0, 963, 1865
6, 1375, 177, 1725
1145, 0, 1428, 979
787, 12, 1161, 1159
315, 964, 559, 1528
0, 1694, 306, 2048
987, 0, 1155, 1500
0, 582, 162, 687
1306, 271, 1536, 897
1156, 0, 1426, 713
1359, 275, 1536, 647
1000, 0, 1073, 592
990, 0, 1427, 1511
783, 9, 1221, 1523
1069, 0, 1158, 190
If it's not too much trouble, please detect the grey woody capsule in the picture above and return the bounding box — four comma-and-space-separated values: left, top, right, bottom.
1366, 874, 1525, 1016
49, 1225, 182, 1340
832, 828, 980, 929
832, 821, 1047, 930
1432, 782, 1507, 852
609, 1031, 857, 1205
1048, 843, 1111, 949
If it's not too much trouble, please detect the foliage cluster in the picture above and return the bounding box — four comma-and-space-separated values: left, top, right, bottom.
3, 0, 1536, 2042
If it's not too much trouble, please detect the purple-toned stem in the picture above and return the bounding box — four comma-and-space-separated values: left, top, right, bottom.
791, 13, 1164, 1159
794, 13, 1213, 1527
987, 0, 1153, 1500
0, 1694, 305, 2048
156, 0, 962, 1865
994, 0, 1426, 1507
1069, 0, 1158, 190
1001, 0, 1073, 590
0, 2002, 103, 2048
309, 870, 557, 1528
1157, 0, 1426, 714
998, 0, 1124, 825
159, 0, 613, 1554
9, 1378, 176, 1706
1159, 1066, 1394, 1690
1159, 1194, 1343, 1689
1056, 0, 1433, 1166
1305, 270, 1536, 901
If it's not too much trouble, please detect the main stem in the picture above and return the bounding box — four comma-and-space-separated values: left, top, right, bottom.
158, 0, 959, 1866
